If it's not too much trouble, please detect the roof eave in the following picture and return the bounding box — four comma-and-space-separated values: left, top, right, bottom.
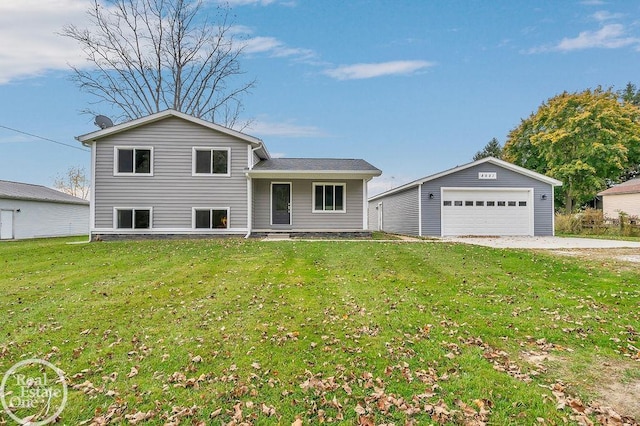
0, 195, 89, 205
246, 169, 382, 179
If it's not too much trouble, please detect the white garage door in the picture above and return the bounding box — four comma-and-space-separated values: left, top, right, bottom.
442, 188, 533, 236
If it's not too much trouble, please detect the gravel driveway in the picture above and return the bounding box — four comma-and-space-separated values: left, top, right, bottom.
440, 236, 640, 249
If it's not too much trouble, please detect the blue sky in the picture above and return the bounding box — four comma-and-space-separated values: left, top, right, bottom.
1, 0, 640, 195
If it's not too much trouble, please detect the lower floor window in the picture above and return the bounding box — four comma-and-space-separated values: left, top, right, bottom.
194, 208, 229, 229
116, 209, 151, 229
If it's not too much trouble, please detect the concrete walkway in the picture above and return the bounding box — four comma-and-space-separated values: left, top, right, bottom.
439, 236, 640, 249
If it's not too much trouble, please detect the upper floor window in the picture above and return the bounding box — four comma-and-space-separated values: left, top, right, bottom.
114, 147, 153, 175
313, 183, 345, 212
193, 147, 230, 176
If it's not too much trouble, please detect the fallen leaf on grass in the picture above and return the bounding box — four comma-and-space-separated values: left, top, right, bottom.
127, 366, 138, 378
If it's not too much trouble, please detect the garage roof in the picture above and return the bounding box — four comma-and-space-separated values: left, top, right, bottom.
0, 180, 89, 205
369, 157, 562, 201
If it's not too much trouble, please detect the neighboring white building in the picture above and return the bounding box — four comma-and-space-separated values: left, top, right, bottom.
0, 180, 89, 240
598, 178, 640, 219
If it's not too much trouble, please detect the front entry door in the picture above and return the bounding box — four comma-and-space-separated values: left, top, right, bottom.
272, 183, 291, 225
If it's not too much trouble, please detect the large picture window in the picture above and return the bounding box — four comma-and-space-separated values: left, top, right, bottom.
115, 208, 151, 229
313, 183, 345, 212
193, 208, 229, 229
115, 147, 152, 175
193, 148, 230, 175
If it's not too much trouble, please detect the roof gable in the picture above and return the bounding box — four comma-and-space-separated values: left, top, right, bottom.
0, 180, 89, 205
370, 157, 562, 201
76, 109, 269, 158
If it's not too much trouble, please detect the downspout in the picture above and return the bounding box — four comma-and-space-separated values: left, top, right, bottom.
418, 183, 422, 237
362, 178, 369, 230
76, 137, 94, 242
245, 144, 263, 238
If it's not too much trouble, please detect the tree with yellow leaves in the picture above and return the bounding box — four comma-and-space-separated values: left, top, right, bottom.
504, 87, 640, 213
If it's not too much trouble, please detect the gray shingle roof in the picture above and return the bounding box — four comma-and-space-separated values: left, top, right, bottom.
0, 180, 89, 205
252, 158, 381, 173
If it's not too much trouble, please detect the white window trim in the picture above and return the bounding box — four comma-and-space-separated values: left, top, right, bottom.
192, 207, 230, 229
113, 207, 153, 230
113, 146, 154, 176
192, 147, 231, 177
312, 182, 347, 213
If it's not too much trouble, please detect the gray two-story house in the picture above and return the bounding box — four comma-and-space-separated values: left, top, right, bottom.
77, 109, 381, 239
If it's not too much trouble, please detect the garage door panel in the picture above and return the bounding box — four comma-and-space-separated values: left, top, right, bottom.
442, 189, 532, 236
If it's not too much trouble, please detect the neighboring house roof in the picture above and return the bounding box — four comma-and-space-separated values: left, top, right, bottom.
247, 158, 382, 179
0, 180, 89, 205
598, 178, 640, 196
369, 156, 562, 202
76, 109, 270, 159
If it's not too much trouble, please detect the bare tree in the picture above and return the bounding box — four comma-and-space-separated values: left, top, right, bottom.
54, 166, 90, 200
62, 0, 254, 128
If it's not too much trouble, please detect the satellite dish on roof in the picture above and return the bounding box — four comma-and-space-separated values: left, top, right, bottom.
95, 115, 114, 129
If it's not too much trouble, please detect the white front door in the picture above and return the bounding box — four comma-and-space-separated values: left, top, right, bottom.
0, 210, 14, 240
441, 188, 533, 236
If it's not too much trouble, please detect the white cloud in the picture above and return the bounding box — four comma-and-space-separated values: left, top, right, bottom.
592, 10, 624, 22
580, 0, 605, 5
323, 60, 435, 81
526, 23, 640, 53
246, 119, 326, 138
368, 175, 412, 197
556, 24, 640, 51
223, 0, 277, 5
241, 35, 316, 61
218, 0, 297, 6
0, 0, 88, 84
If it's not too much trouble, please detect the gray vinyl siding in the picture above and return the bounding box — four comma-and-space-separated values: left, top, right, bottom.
368, 187, 419, 236
252, 179, 365, 231
93, 116, 250, 231
420, 163, 555, 236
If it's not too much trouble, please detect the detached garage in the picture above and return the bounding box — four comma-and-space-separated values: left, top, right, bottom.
0, 180, 89, 240
368, 157, 562, 237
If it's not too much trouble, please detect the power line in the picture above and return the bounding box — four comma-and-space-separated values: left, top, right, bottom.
0, 124, 90, 152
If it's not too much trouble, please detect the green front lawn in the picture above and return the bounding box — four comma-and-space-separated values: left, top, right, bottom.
0, 237, 638, 424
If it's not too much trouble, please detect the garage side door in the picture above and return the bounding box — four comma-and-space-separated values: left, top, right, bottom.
442, 188, 533, 236
1, 210, 14, 240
